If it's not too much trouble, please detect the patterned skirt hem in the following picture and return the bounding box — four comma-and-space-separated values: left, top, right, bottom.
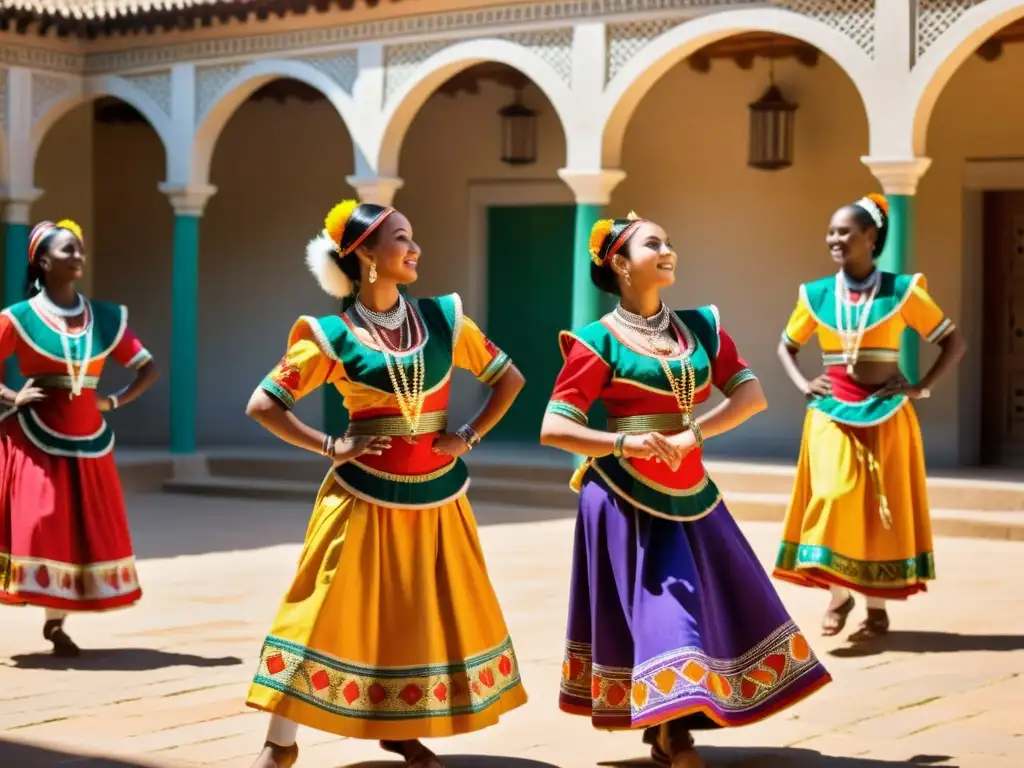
246, 682, 527, 740
0, 588, 142, 612
772, 566, 930, 600
557, 671, 831, 731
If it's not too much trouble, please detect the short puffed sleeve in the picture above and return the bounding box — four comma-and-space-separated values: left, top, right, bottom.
781, 288, 818, 349
0, 314, 19, 364
544, 333, 611, 427
712, 326, 757, 397
453, 315, 513, 385
260, 317, 343, 409
109, 315, 153, 369
901, 274, 955, 344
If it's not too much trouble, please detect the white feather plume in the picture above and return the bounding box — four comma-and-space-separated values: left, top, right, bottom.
305, 231, 353, 299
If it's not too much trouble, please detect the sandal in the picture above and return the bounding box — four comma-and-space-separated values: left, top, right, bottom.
252, 742, 299, 768
43, 619, 80, 657
821, 595, 855, 637
645, 724, 694, 766
380, 740, 444, 768
848, 608, 890, 642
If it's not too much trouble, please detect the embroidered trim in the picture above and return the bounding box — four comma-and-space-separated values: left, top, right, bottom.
545, 400, 588, 426
261, 377, 296, 409
559, 621, 822, 726
252, 634, 523, 720
0, 553, 140, 602
347, 458, 457, 484
800, 273, 921, 335
721, 369, 757, 397
775, 543, 936, 587
781, 330, 803, 348
2, 301, 127, 364
821, 349, 899, 365
18, 411, 115, 458
478, 352, 511, 386
926, 318, 954, 344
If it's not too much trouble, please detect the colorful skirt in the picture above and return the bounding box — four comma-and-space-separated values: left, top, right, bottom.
559, 472, 830, 731
245, 474, 527, 740
773, 405, 934, 599
0, 416, 141, 611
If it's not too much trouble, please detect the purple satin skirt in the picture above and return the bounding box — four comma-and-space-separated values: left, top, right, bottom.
559, 472, 831, 731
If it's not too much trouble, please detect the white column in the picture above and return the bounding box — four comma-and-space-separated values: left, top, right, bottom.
345, 176, 404, 207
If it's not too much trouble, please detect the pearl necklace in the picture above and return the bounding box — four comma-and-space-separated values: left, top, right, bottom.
356, 298, 426, 435
355, 296, 407, 332
37, 291, 85, 318
834, 271, 879, 375
612, 303, 675, 355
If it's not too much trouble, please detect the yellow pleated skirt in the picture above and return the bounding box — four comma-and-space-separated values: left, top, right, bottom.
773, 404, 935, 599
246, 473, 527, 739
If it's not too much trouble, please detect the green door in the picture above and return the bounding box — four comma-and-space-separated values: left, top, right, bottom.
486, 205, 575, 442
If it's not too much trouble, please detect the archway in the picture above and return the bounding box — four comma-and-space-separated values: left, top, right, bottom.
384, 52, 571, 442
33, 95, 171, 447
917, 14, 1024, 467
609, 28, 872, 460
198, 76, 356, 447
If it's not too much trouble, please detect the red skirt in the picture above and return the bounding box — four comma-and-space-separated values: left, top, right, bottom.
0, 417, 141, 611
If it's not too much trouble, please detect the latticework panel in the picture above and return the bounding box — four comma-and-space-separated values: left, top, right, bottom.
773, 0, 876, 58
383, 41, 450, 102
502, 29, 574, 85
123, 72, 172, 117
606, 19, 681, 82
195, 64, 247, 125
301, 52, 359, 95
916, 0, 985, 59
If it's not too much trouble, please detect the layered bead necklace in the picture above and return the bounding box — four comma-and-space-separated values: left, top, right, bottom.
834, 269, 880, 375
354, 295, 425, 434
35, 292, 92, 399
611, 302, 696, 416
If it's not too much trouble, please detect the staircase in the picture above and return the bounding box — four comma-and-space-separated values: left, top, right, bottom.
149, 445, 1024, 542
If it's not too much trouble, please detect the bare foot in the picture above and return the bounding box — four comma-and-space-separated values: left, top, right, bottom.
250, 742, 299, 768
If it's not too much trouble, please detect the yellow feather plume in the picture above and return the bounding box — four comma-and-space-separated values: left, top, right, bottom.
589, 218, 614, 265
56, 219, 84, 245
324, 200, 360, 248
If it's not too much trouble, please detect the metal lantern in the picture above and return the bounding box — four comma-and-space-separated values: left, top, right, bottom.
499, 89, 538, 166
748, 83, 797, 171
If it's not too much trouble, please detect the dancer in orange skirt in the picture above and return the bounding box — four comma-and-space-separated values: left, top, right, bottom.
0, 219, 159, 655
774, 194, 965, 640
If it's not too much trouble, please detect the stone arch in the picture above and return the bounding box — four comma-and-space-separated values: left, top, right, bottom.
32, 77, 174, 170
910, 0, 1024, 155
374, 38, 575, 178
190, 59, 360, 187
600, 7, 876, 167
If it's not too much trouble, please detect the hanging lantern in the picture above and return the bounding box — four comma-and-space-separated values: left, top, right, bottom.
498, 88, 538, 166
748, 82, 797, 171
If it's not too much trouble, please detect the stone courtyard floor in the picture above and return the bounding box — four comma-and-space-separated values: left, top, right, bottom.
1, 492, 1022, 768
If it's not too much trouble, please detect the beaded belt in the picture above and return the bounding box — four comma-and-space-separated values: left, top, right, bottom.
32, 374, 100, 390
346, 410, 448, 437
606, 412, 692, 434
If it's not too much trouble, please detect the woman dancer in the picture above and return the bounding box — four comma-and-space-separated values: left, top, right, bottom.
774, 194, 965, 640
0, 219, 159, 655
246, 201, 527, 768
540, 213, 830, 768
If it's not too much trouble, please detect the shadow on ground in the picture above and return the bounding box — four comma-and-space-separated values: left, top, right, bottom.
602, 748, 957, 766
340, 760, 558, 768
0, 737, 172, 767
8, 647, 243, 671
829, 630, 1024, 658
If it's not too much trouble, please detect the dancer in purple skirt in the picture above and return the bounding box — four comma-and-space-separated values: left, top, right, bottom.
540, 213, 831, 768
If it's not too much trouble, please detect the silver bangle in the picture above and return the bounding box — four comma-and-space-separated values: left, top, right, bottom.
456, 424, 481, 449
108, 394, 119, 410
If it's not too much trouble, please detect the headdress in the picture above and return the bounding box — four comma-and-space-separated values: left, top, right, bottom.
28, 219, 84, 264
852, 193, 889, 229
305, 199, 395, 298
589, 211, 645, 266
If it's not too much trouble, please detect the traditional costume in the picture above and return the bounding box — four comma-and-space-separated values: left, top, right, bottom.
0, 220, 151, 613
548, 215, 830, 742
773, 264, 954, 599
246, 202, 526, 742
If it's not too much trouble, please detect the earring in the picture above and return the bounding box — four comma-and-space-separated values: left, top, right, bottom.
623, 271, 632, 287
368, 264, 378, 284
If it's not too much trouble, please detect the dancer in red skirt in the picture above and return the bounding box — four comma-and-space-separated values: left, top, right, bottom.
0, 219, 159, 656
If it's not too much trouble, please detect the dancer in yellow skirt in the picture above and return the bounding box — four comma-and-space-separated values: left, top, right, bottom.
774, 193, 965, 641
244, 200, 527, 768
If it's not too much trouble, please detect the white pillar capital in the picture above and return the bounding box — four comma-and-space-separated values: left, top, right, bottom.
346, 176, 404, 207
0, 187, 43, 225
860, 157, 932, 196
557, 169, 626, 205
159, 183, 217, 216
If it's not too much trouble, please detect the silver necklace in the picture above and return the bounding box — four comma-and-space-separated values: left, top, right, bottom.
841, 268, 880, 293
355, 295, 407, 332
37, 291, 85, 318
612, 302, 675, 355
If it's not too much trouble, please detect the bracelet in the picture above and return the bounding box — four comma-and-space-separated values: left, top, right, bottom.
689, 421, 704, 449
108, 394, 119, 410
612, 433, 626, 458
456, 424, 481, 450
321, 434, 337, 458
